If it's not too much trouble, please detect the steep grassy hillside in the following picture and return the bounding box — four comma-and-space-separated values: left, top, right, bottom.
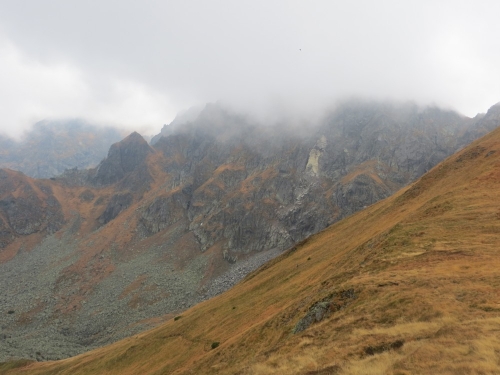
6, 115, 500, 373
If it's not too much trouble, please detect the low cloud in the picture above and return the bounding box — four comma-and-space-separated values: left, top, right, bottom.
0, 36, 175, 138
0, 1, 500, 137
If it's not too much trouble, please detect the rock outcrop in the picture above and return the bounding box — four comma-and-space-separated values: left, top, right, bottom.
147, 100, 492, 257
89, 132, 154, 189
0, 170, 64, 248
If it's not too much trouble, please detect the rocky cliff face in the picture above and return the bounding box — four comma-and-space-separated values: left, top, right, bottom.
89, 132, 154, 187
0, 170, 64, 248
0, 100, 498, 362
146, 100, 486, 258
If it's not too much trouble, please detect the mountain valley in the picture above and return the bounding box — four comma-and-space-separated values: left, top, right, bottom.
0, 100, 499, 367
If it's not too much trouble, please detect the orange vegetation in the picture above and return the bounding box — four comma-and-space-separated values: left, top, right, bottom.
6, 127, 500, 374
341, 159, 388, 186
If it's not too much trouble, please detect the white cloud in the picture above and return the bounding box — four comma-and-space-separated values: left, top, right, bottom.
0, 35, 176, 138
1, 0, 500, 136
0, 37, 87, 137
84, 78, 175, 134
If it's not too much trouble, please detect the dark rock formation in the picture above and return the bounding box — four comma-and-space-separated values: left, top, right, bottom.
0, 171, 64, 246
57, 131, 155, 194
79, 189, 95, 202
334, 174, 393, 216
98, 193, 134, 225
147, 100, 496, 258
138, 191, 190, 236
90, 132, 154, 188
293, 289, 357, 333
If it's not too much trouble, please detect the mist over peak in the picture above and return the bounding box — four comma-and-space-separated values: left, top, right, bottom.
153, 98, 475, 147
0, 1, 499, 137
0, 119, 125, 178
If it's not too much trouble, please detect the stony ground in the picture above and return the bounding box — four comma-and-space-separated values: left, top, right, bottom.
0, 232, 283, 362
201, 247, 283, 299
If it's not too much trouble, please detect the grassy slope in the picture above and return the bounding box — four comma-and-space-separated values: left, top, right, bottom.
6, 127, 500, 375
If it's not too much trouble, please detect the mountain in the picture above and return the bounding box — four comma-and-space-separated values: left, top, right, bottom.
0, 100, 498, 363
5, 104, 500, 374
0, 120, 125, 178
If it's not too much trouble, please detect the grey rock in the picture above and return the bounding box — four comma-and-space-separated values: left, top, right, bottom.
98, 193, 134, 225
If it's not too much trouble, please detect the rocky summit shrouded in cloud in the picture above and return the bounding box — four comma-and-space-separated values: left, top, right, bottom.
0, 99, 499, 362
2, 1, 500, 372
4, 101, 500, 374
0, 1, 500, 137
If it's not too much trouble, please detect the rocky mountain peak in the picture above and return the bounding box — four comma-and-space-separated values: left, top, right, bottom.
485, 102, 500, 117
121, 131, 148, 144
89, 132, 154, 187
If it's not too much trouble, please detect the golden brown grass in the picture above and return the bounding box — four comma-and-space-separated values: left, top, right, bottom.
6, 128, 500, 374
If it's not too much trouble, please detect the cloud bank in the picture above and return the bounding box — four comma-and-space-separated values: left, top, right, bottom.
0, 1, 500, 137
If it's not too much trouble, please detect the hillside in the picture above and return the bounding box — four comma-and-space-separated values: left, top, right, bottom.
0, 100, 498, 363
5, 108, 500, 374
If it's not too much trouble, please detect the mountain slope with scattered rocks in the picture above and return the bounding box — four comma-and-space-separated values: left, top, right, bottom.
0, 100, 498, 362
7, 102, 500, 375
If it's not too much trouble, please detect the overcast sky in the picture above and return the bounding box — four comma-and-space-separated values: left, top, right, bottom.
1, 0, 500, 138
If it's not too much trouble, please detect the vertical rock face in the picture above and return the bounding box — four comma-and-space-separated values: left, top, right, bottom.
147, 100, 495, 258
98, 193, 134, 225
138, 190, 190, 236
306, 136, 327, 176
90, 132, 155, 187
0, 171, 64, 247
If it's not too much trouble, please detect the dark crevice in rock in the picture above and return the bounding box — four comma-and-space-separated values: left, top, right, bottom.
293, 289, 357, 334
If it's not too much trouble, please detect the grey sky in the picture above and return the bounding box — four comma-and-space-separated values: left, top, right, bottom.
1, 0, 499, 137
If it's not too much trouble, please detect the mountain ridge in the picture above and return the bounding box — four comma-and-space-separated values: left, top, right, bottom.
0, 99, 498, 363
5, 104, 500, 374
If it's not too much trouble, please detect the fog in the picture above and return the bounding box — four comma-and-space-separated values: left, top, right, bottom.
1, 0, 500, 138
